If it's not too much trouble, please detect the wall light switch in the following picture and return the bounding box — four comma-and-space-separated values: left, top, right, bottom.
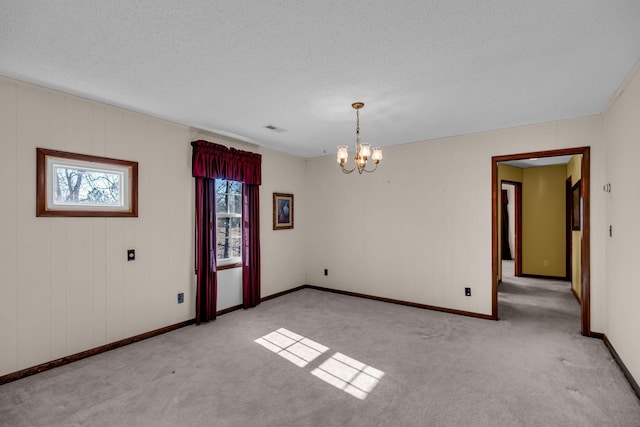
127, 249, 135, 261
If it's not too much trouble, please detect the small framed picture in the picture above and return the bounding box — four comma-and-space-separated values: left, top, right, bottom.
572, 180, 581, 231
36, 148, 138, 217
273, 193, 294, 230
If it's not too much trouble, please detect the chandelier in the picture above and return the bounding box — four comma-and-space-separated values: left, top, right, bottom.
337, 102, 383, 174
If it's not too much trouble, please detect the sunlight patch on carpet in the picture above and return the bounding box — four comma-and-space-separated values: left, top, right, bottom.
311, 352, 384, 400
255, 329, 384, 399
255, 328, 328, 367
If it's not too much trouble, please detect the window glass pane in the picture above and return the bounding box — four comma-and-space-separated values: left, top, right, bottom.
227, 194, 241, 214
228, 237, 241, 258
215, 179, 242, 262
215, 184, 228, 212
215, 180, 243, 214
216, 236, 241, 260
53, 165, 123, 206
215, 180, 227, 193
230, 181, 242, 193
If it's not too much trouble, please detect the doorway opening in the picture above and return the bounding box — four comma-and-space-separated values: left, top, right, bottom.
500, 181, 522, 278
492, 147, 592, 336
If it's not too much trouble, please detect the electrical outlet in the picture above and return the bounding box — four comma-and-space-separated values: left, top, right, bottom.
465, 287, 471, 297
177, 293, 184, 304
324, 269, 328, 276
543, 260, 549, 267
127, 249, 135, 261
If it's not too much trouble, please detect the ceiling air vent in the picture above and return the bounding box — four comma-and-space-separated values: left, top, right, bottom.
263, 124, 287, 133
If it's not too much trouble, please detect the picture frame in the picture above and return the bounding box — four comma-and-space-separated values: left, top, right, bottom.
273, 193, 294, 230
572, 180, 581, 231
36, 148, 138, 217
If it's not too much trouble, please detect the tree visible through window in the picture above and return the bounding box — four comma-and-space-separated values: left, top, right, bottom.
53, 165, 122, 206
216, 179, 242, 266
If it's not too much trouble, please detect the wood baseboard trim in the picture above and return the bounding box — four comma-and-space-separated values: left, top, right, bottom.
602, 334, 640, 400
570, 287, 581, 303
7, 280, 586, 386
304, 285, 495, 321
0, 319, 194, 386
520, 273, 568, 280
261, 285, 306, 302
0, 286, 308, 386
217, 285, 307, 315
216, 304, 243, 316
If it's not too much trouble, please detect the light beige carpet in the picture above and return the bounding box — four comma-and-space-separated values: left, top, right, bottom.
1, 269, 639, 426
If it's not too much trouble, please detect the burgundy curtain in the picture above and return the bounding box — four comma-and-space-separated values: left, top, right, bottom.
194, 178, 217, 323
242, 184, 261, 308
192, 140, 261, 186
191, 140, 262, 323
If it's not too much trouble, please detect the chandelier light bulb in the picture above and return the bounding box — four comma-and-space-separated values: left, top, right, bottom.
337, 146, 349, 164
372, 147, 383, 163
359, 143, 371, 158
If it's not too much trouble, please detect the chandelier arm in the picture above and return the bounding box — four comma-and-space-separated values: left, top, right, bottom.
362, 163, 379, 173
340, 164, 356, 174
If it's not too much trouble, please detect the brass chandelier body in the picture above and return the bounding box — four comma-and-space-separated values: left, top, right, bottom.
337, 102, 383, 174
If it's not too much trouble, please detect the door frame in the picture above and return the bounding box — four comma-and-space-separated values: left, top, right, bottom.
491, 147, 592, 336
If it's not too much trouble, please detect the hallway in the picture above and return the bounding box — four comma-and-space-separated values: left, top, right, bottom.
499, 260, 578, 332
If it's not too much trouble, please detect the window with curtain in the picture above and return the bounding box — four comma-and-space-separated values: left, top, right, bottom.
216, 179, 242, 267
191, 139, 262, 323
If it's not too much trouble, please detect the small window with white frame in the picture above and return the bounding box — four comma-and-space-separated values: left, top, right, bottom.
215, 179, 242, 267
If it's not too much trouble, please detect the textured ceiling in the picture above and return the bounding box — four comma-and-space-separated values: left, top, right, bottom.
1, 1, 639, 158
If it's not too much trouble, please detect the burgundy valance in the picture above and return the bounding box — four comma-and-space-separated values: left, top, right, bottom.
191, 140, 262, 185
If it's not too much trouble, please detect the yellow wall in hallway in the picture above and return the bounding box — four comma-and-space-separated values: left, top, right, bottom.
498, 164, 523, 183
522, 164, 567, 277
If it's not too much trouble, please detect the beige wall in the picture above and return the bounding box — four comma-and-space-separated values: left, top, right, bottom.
521, 164, 567, 277
6, 65, 638, 382
0, 76, 307, 376
306, 117, 604, 318
259, 147, 308, 296
602, 64, 640, 384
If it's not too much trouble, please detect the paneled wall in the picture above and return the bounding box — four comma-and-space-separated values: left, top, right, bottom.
305, 117, 605, 321
6, 67, 640, 383
0, 76, 308, 377
0, 78, 194, 375
603, 64, 640, 384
